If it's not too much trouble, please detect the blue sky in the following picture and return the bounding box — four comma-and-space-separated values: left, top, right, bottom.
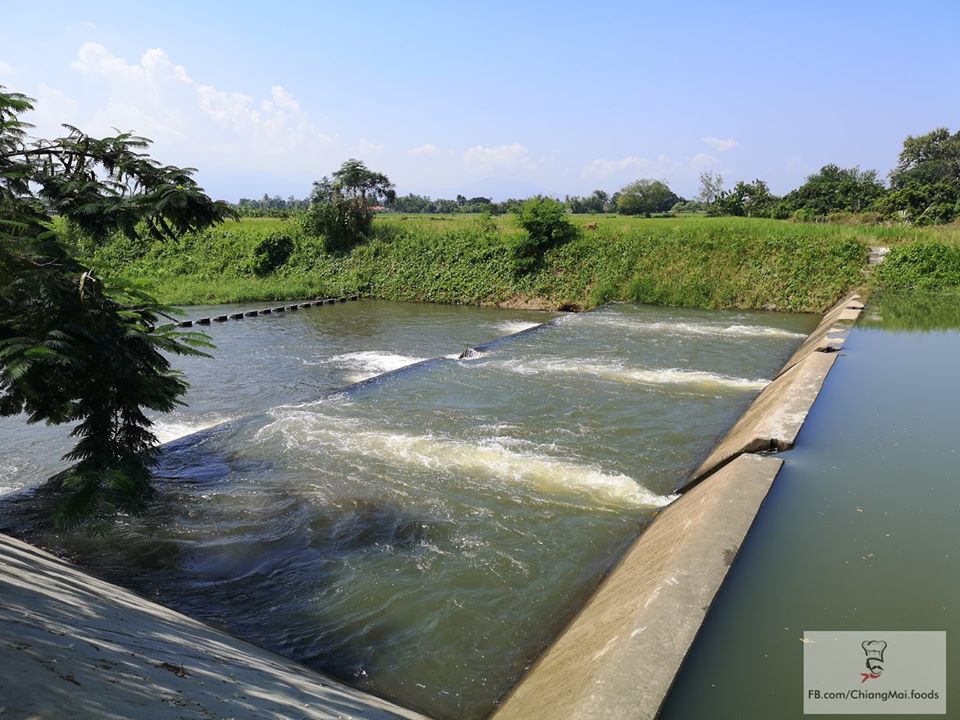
1, 1, 958, 201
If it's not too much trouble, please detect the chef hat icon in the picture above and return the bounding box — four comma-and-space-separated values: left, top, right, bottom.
862, 640, 887, 675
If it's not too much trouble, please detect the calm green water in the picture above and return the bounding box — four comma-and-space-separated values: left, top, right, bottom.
1, 300, 814, 719
661, 293, 960, 719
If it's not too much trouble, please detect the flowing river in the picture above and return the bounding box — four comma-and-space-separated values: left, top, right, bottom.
0, 299, 815, 719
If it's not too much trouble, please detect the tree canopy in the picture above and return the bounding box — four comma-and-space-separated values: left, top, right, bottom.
616, 179, 680, 216
308, 159, 395, 252
0, 87, 233, 528
784, 164, 885, 216
882, 128, 960, 225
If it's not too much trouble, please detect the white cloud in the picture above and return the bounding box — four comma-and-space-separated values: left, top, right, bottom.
359, 137, 384, 153
60, 42, 338, 179
702, 136, 737, 151
269, 85, 299, 112
81, 20, 97, 30
581, 153, 722, 192
0, 60, 14, 77
689, 152, 719, 168
409, 143, 437, 156
463, 142, 533, 173
581, 155, 656, 179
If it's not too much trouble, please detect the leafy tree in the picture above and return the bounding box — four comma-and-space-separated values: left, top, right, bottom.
308, 159, 395, 252
511, 196, 576, 274
882, 128, 960, 225
711, 179, 780, 218
696, 171, 724, 205
783, 164, 885, 216
616, 179, 679, 216
565, 189, 609, 214
0, 87, 233, 528
890, 128, 960, 189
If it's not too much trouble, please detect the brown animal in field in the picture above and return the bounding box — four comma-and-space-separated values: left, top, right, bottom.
585, 222, 598, 230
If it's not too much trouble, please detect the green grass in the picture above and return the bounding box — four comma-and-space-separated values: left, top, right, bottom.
80, 214, 958, 312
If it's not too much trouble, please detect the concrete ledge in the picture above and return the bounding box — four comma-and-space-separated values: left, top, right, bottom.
779, 292, 862, 376
682, 350, 836, 489
493, 454, 783, 720
0, 533, 426, 720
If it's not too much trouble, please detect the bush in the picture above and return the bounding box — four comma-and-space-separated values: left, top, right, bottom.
250, 231, 295, 276
511, 197, 577, 274
874, 242, 960, 291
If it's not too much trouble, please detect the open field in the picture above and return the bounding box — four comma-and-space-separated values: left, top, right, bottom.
79, 215, 960, 311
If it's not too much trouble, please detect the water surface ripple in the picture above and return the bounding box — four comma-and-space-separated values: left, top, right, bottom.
0, 300, 815, 719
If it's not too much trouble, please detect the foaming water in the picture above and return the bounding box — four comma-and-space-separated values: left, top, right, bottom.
494, 320, 543, 335
588, 314, 806, 339
321, 350, 427, 383
1, 299, 817, 720
260, 410, 674, 508
154, 418, 231, 444
485, 358, 769, 391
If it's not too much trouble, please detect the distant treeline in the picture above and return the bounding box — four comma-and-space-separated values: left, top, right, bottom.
232, 128, 960, 226
235, 195, 311, 217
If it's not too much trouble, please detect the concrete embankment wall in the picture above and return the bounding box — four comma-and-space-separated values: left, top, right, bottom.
493, 292, 865, 720
0, 533, 427, 720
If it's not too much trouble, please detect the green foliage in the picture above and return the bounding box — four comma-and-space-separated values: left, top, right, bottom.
784, 164, 886, 216
890, 128, 960, 189
710, 179, 782, 218
307, 159, 395, 253
878, 180, 960, 226
696, 171, 724, 205
874, 242, 960, 292
878, 128, 960, 225
564, 190, 612, 214
0, 87, 228, 528
90, 215, 878, 314
250, 231, 295, 276
617, 179, 680, 216
511, 197, 577, 274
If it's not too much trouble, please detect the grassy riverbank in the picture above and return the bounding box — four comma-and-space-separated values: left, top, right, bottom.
79, 215, 958, 312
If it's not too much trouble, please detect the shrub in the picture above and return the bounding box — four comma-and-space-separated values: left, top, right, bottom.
511, 197, 577, 274
250, 231, 295, 276
874, 242, 960, 291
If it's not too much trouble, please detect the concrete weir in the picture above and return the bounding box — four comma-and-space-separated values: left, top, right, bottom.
0, 292, 863, 719
494, 454, 783, 720
493, 292, 863, 720
176, 295, 360, 328
0, 533, 427, 720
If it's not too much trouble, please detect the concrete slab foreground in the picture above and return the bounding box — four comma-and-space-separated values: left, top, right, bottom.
0, 533, 426, 720
492, 454, 783, 720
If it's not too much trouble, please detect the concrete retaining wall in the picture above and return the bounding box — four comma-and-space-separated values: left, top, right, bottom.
0, 533, 426, 720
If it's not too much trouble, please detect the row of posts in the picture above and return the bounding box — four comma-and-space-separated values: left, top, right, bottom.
177, 295, 360, 327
